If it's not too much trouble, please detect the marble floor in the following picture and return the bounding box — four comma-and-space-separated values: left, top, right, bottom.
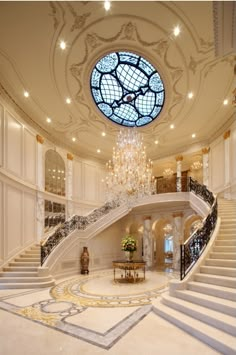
0, 269, 219, 355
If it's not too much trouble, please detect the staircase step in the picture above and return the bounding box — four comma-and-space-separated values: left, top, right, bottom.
188, 281, 236, 301
9, 261, 40, 266
175, 289, 236, 316
205, 258, 236, 268
215, 240, 236, 246
153, 299, 236, 354
200, 265, 236, 277
209, 252, 236, 259
15, 257, 40, 262
0, 280, 55, 289
213, 246, 236, 253
194, 273, 236, 288
162, 293, 236, 336
21, 253, 40, 257
25, 251, 40, 255
218, 229, 236, 234
0, 272, 38, 277
3, 266, 38, 272
217, 235, 236, 240
0, 276, 53, 283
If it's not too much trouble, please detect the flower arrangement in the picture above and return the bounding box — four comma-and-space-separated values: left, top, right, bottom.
121, 235, 137, 252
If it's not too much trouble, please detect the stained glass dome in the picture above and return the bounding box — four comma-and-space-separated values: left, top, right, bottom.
90, 51, 165, 127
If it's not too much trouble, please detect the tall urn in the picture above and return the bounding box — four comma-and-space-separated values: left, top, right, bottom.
81, 246, 89, 274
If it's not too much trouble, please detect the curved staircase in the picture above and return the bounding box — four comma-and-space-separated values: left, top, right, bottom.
0, 244, 55, 289
153, 198, 236, 354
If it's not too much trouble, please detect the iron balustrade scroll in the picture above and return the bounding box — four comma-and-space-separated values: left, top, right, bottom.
41, 200, 120, 265
180, 178, 218, 280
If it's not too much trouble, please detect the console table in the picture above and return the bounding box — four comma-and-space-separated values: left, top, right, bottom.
112, 260, 146, 283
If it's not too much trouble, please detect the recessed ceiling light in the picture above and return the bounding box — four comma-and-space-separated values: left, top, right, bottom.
170, 124, 175, 129
101, 132, 106, 137
60, 41, 66, 50
173, 26, 180, 37
66, 98, 71, 104
154, 140, 159, 145
72, 137, 76, 142
223, 99, 228, 105
188, 92, 193, 99
24, 91, 29, 98
104, 1, 111, 11
97, 149, 101, 153
192, 133, 196, 138
46, 117, 51, 123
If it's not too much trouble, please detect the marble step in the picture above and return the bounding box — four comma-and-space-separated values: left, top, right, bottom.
23, 251, 40, 256
200, 265, 236, 277
0, 276, 53, 283
0, 271, 38, 277
188, 281, 236, 301
209, 252, 236, 259
220, 225, 236, 229
0, 280, 55, 289
153, 299, 236, 355
194, 273, 236, 288
15, 257, 40, 262
205, 258, 236, 268
217, 229, 236, 234
217, 235, 236, 240
175, 289, 236, 317
3, 266, 38, 272
215, 240, 236, 246
213, 246, 236, 252
161, 293, 236, 336
9, 261, 40, 267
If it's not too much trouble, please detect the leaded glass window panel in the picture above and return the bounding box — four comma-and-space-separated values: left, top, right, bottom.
90, 51, 165, 127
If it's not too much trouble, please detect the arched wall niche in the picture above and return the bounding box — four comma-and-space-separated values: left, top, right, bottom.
152, 218, 171, 267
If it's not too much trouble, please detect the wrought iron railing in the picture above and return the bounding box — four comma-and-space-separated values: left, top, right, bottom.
41, 200, 120, 265
180, 178, 218, 280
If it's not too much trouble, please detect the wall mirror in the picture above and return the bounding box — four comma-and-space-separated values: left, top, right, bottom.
45, 149, 66, 196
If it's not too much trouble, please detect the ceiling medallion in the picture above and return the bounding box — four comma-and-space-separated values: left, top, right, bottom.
90, 51, 165, 127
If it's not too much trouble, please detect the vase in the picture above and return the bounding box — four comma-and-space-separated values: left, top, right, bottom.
81, 246, 89, 274
125, 251, 134, 261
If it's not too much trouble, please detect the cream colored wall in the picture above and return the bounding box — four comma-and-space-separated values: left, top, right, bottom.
0, 101, 37, 267
0, 97, 106, 266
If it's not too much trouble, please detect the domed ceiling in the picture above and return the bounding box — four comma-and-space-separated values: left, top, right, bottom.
0, 1, 234, 164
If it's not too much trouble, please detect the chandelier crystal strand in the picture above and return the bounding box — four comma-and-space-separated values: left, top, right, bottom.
105, 129, 155, 204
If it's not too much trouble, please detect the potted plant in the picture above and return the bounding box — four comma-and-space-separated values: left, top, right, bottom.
121, 235, 137, 261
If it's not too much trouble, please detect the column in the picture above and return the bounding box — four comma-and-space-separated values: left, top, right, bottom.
36, 135, 45, 242
175, 155, 183, 192
143, 216, 153, 269
223, 130, 231, 199
172, 212, 183, 270
67, 153, 74, 219
202, 147, 210, 187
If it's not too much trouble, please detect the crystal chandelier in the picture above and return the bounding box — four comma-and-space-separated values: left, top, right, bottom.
191, 161, 202, 171
105, 129, 155, 203
163, 168, 174, 179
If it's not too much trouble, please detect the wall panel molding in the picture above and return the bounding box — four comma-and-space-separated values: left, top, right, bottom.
5, 110, 23, 177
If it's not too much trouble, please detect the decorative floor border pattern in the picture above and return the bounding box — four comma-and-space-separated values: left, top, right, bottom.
0, 270, 177, 349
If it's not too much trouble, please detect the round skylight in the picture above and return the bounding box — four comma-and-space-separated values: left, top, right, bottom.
90, 51, 165, 127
